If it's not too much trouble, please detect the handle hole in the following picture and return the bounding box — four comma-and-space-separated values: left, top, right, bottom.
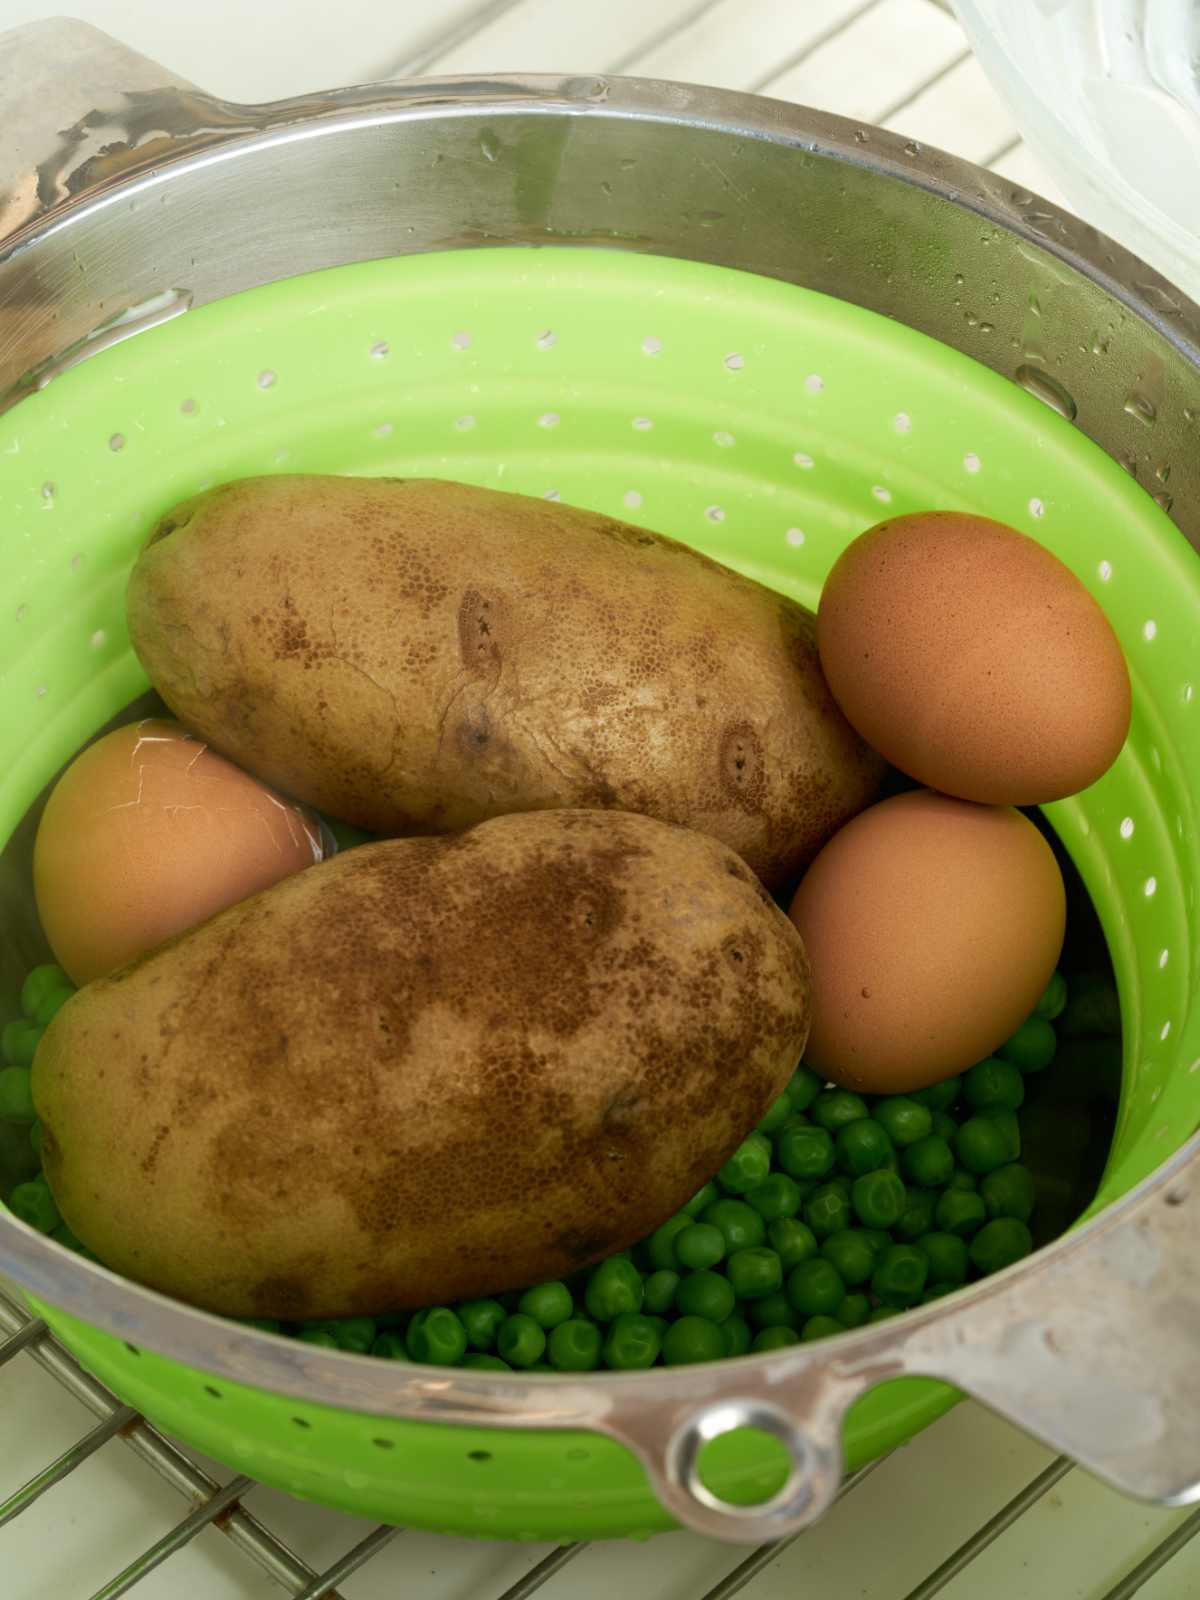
667, 1401, 814, 1517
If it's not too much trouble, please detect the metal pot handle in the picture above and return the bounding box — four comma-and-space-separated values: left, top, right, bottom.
596, 1132, 1200, 1542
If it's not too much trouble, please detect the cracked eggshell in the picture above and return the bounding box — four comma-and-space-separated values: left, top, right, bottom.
787, 789, 1066, 1094
33, 718, 326, 985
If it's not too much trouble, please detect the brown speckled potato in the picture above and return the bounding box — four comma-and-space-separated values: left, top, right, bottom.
126, 476, 882, 890
32, 809, 811, 1320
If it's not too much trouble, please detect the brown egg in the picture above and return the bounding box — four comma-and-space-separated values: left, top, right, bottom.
817, 511, 1131, 804
34, 719, 326, 985
787, 790, 1065, 1093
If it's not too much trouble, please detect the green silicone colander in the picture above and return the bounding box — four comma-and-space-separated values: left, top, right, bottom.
1, 243, 1198, 1540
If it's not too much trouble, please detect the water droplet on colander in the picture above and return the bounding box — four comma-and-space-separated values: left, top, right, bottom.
978, 321, 995, 334
479, 130, 501, 163
619, 158, 636, 172
1090, 331, 1111, 355
1015, 365, 1078, 422
600, 180, 613, 197
965, 311, 979, 328
1124, 391, 1158, 426
1027, 294, 1042, 317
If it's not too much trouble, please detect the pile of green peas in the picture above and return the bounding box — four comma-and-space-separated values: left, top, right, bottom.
1, 964, 1070, 1371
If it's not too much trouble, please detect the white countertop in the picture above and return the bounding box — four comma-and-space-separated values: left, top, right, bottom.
2, 4, 1197, 1596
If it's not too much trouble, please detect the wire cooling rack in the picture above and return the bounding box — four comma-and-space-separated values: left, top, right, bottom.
4, 1284, 1197, 1600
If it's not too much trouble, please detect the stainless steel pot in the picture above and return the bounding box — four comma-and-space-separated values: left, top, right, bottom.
1, 17, 1198, 1546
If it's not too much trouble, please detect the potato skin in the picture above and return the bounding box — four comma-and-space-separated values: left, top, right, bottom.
126, 476, 882, 889
32, 809, 810, 1320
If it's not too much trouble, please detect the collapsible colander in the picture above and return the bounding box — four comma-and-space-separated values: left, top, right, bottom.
1, 19, 1198, 1546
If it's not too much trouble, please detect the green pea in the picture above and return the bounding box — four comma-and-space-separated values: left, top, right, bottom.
820, 1230, 875, 1286
726, 1247, 784, 1300
746, 1173, 803, 1221
963, 1059, 1026, 1112
496, 1313, 547, 1368
838, 1292, 871, 1328
1, 1020, 43, 1068
673, 1222, 726, 1271
603, 1312, 662, 1370
902, 1134, 955, 1189
912, 1077, 961, 1112
548, 1318, 603, 1371
756, 1091, 793, 1134
303, 1317, 376, 1353
462, 1353, 512, 1371
947, 1170, 978, 1192
810, 1090, 869, 1133
662, 1315, 725, 1365
645, 1213, 691, 1270
873, 1097, 933, 1148
786, 1258, 845, 1316
956, 1116, 1014, 1175
518, 1281, 574, 1330
682, 1180, 719, 1217
408, 1307, 468, 1365
872, 1244, 929, 1308
0, 1065, 35, 1121
584, 1257, 644, 1321
868, 1306, 900, 1324
753, 1325, 801, 1352
299, 1328, 340, 1350
718, 1132, 773, 1193
776, 1124, 836, 1181
1060, 973, 1120, 1038
1035, 971, 1068, 1021
915, 1231, 970, 1284
984, 1110, 1022, 1163
643, 1315, 670, 1341
20, 965, 71, 1021
787, 1064, 823, 1111
835, 1118, 894, 1176
721, 1313, 753, 1357
458, 1299, 507, 1351
859, 1228, 892, 1257
803, 1182, 853, 1239
921, 1283, 958, 1304
999, 1017, 1058, 1073
747, 1292, 799, 1330
970, 1218, 1034, 1276
935, 1188, 988, 1237
6, 1177, 59, 1233
642, 1269, 680, 1316
676, 1269, 736, 1323
894, 1188, 937, 1242
850, 1168, 907, 1228
767, 1217, 819, 1271
801, 1314, 845, 1342
776, 1113, 812, 1136
931, 1110, 959, 1144
980, 1163, 1036, 1224
29, 985, 74, 1028
701, 1198, 766, 1252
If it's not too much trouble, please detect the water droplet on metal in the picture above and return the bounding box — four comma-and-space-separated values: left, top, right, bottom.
1184, 406, 1198, 425
600, 180, 613, 196
853, 128, 869, 144
1027, 294, 1042, 317
903, 140, 921, 156
1012, 188, 1034, 207
1124, 391, 1158, 426
979, 321, 995, 334
619, 158, 637, 172
1136, 281, 1180, 314
1120, 454, 1139, 478
1155, 461, 1171, 484
564, 75, 609, 102
1153, 490, 1174, 513
1016, 365, 1078, 421
966, 311, 979, 327
954, 272, 964, 286
479, 129, 501, 163
1090, 331, 1111, 355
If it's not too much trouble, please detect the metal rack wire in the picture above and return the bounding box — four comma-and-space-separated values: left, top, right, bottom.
3, 1285, 1197, 1599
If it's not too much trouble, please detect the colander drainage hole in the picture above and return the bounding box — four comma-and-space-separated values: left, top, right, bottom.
109, 433, 126, 452
451, 331, 472, 351
40, 482, 55, 501
804, 373, 823, 392
793, 452, 814, 469
372, 1438, 395, 1450
632, 415, 653, 431
370, 341, 390, 359
203, 1385, 223, 1400
124, 1342, 141, 1357
180, 398, 196, 415
467, 1450, 492, 1463
257, 370, 276, 389
536, 330, 557, 350
291, 1416, 312, 1430
725, 352, 744, 371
